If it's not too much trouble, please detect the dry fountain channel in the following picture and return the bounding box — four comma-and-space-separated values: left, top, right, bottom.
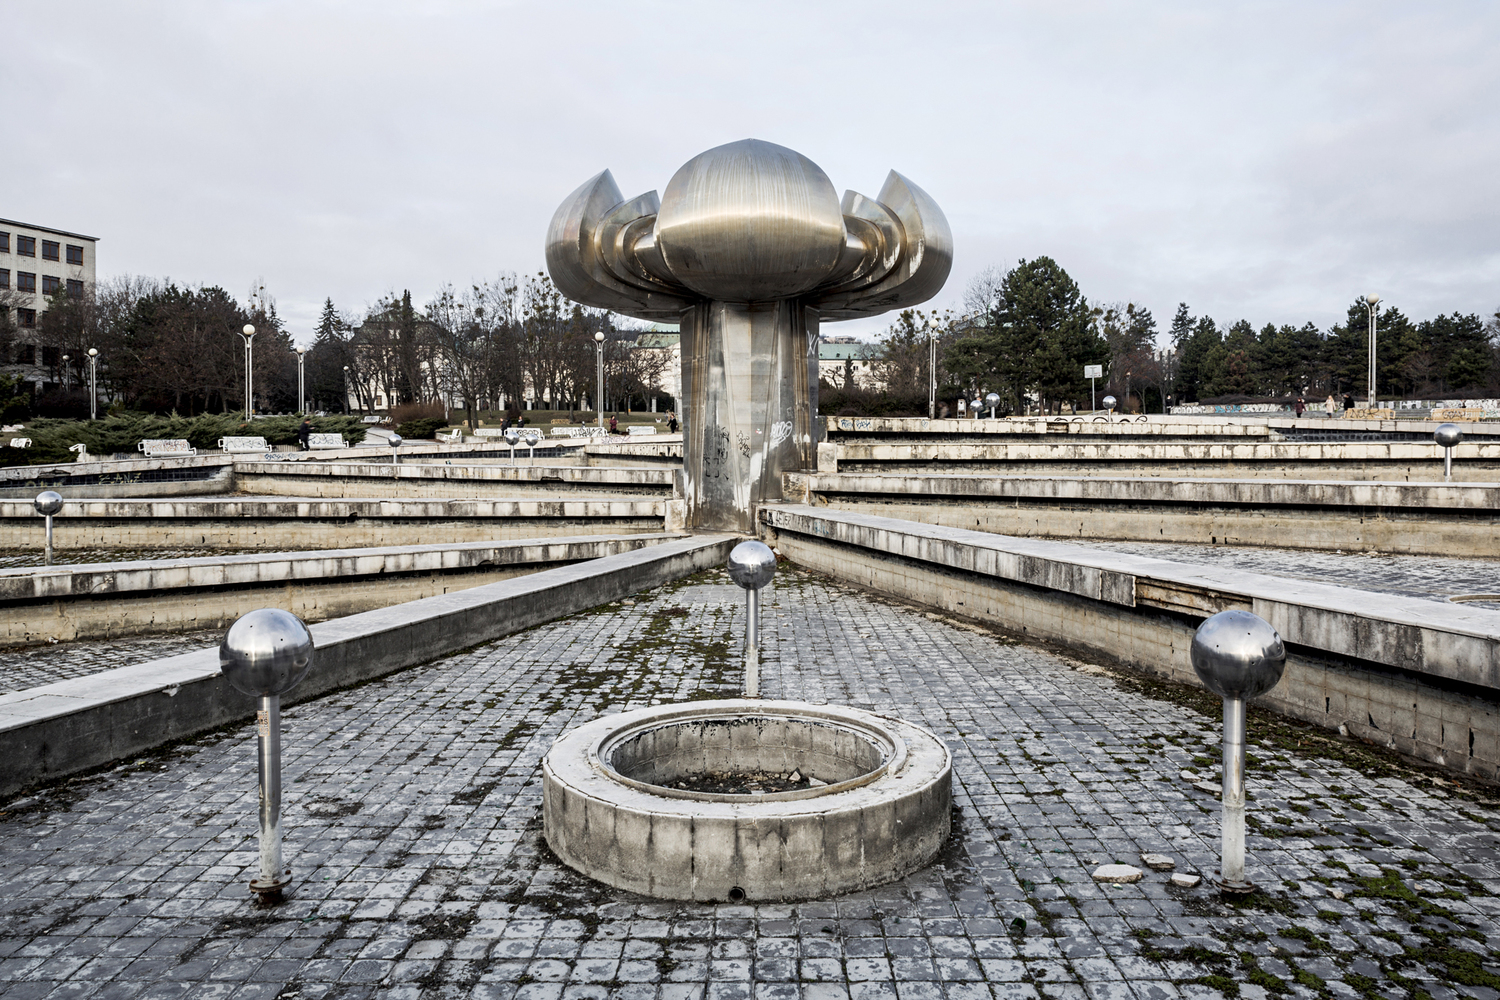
0, 564, 1499, 997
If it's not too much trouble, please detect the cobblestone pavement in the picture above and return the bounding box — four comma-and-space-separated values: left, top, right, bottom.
0, 629, 223, 694
1071, 540, 1500, 609
3, 567, 1500, 1000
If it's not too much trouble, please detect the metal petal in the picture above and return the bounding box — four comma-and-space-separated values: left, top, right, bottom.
544, 171, 692, 321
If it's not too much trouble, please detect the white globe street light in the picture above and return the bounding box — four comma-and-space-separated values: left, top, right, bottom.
595, 331, 606, 430
239, 324, 257, 420
87, 348, 99, 420
294, 345, 307, 415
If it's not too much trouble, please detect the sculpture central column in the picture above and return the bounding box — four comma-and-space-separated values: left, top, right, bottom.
545, 138, 950, 532
681, 300, 818, 532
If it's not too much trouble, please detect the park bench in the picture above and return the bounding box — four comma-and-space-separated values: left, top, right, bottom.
307, 433, 346, 450
137, 438, 197, 458
437, 429, 464, 443
69, 443, 88, 462
474, 428, 509, 439
626, 425, 657, 436
219, 435, 270, 452
361, 415, 383, 424
8, 438, 31, 448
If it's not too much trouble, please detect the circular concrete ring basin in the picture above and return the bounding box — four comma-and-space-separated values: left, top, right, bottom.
542, 699, 952, 902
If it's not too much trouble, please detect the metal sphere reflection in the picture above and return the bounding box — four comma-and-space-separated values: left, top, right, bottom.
522, 429, 542, 445
984, 392, 1000, 408
1434, 422, 1463, 449
220, 608, 315, 697
388, 433, 403, 447
727, 540, 777, 591
1103, 395, 1117, 410
1190, 609, 1286, 701
503, 428, 520, 445
33, 491, 63, 516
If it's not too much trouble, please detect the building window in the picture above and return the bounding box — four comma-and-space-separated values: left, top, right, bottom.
66, 278, 83, 299
17, 272, 35, 293
66, 244, 83, 266
0, 269, 8, 289
42, 346, 60, 368
16, 318, 35, 337
41, 241, 60, 262
17, 236, 35, 257
0, 232, 8, 253
42, 275, 60, 295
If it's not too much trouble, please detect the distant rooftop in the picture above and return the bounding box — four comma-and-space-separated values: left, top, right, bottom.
0, 218, 100, 242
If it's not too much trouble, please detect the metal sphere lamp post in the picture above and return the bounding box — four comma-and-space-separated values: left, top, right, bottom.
34, 491, 62, 566
295, 346, 307, 415
239, 324, 257, 420
1103, 394, 1117, 417
594, 331, 606, 430
971, 396, 982, 420
523, 427, 541, 462
87, 348, 99, 420
1434, 422, 1463, 482
219, 608, 315, 904
1364, 295, 1380, 410
1190, 609, 1287, 894
727, 540, 777, 699
388, 432, 402, 466
985, 392, 1000, 419
503, 427, 520, 465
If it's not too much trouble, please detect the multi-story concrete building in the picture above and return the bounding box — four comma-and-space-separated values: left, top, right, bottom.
0, 218, 99, 393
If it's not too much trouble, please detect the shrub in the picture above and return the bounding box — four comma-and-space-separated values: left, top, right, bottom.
388, 401, 445, 426
395, 416, 448, 440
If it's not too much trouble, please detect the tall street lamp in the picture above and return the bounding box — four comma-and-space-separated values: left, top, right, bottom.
1364, 294, 1380, 409
87, 348, 99, 420
60, 354, 69, 389
594, 331, 605, 429
927, 319, 936, 420
239, 324, 257, 420
343, 365, 352, 414
295, 346, 307, 414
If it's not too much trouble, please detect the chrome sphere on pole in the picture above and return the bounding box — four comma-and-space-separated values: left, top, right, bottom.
388, 433, 402, 448
1191, 609, 1287, 700
503, 428, 520, 445
1103, 394, 1117, 413
522, 428, 542, 446
33, 490, 63, 516
1434, 422, 1463, 449
219, 608, 315, 698
984, 392, 1000, 416
727, 540, 777, 591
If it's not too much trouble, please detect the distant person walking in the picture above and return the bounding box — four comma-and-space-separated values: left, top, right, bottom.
609, 415, 618, 435
297, 419, 311, 451
1343, 393, 1354, 411
1324, 394, 1337, 417
1294, 396, 1305, 417
667, 412, 679, 434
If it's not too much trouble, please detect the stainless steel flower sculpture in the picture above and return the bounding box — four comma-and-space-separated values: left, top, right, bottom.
547, 139, 952, 530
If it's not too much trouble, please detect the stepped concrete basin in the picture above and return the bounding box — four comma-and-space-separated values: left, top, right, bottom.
542, 699, 951, 901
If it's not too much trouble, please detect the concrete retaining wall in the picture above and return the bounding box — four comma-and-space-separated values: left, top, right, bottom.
787, 473, 1500, 556
0, 534, 682, 647
0, 534, 736, 797
0, 497, 675, 552
759, 505, 1500, 778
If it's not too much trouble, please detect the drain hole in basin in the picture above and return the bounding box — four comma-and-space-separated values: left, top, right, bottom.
728, 886, 746, 903
607, 716, 890, 797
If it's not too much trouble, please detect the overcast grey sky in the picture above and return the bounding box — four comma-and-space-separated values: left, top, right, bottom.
8, 1, 1498, 344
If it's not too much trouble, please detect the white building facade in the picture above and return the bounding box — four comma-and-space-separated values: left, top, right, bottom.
0, 218, 99, 392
